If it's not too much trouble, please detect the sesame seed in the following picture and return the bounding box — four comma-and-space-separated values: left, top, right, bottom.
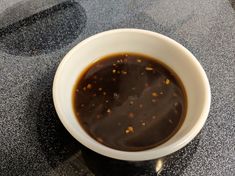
121, 71, 127, 75
112, 69, 116, 73
174, 102, 178, 106
160, 91, 163, 95
142, 122, 146, 126
129, 101, 134, 105
107, 109, 111, 113
98, 87, 102, 91
152, 115, 156, 119
139, 104, 143, 108
165, 79, 170, 85
137, 59, 142, 63
103, 92, 106, 95
145, 67, 153, 71
152, 99, 157, 103
169, 119, 173, 124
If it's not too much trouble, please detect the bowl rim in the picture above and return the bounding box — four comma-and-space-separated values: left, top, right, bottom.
53, 28, 211, 161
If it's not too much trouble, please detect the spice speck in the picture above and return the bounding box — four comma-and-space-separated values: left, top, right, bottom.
125, 126, 134, 134
121, 71, 127, 75
87, 84, 92, 89
128, 112, 134, 118
145, 67, 153, 71
165, 79, 170, 85
152, 92, 158, 97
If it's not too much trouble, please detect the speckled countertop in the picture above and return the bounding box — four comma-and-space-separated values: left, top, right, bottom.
0, 0, 234, 175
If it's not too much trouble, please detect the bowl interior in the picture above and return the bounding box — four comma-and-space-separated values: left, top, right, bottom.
53, 29, 210, 161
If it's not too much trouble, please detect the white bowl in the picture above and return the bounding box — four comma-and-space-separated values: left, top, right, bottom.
53, 29, 211, 161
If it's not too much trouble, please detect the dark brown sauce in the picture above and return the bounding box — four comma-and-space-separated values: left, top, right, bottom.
73, 53, 187, 151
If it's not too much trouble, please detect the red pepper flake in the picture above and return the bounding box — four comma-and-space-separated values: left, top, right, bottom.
128, 112, 134, 118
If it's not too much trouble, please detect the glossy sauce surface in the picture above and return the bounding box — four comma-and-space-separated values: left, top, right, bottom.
73, 53, 187, 151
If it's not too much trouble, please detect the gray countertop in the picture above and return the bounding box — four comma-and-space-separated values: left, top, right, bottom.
0, 0, 234, 175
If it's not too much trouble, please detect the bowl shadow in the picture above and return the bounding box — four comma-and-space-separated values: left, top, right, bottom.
81, 135, 200, 176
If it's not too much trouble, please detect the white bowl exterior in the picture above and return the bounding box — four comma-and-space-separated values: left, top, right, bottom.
53, 29, 211, 161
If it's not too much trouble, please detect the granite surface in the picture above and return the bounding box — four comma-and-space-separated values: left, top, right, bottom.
0, 0, 234, 175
